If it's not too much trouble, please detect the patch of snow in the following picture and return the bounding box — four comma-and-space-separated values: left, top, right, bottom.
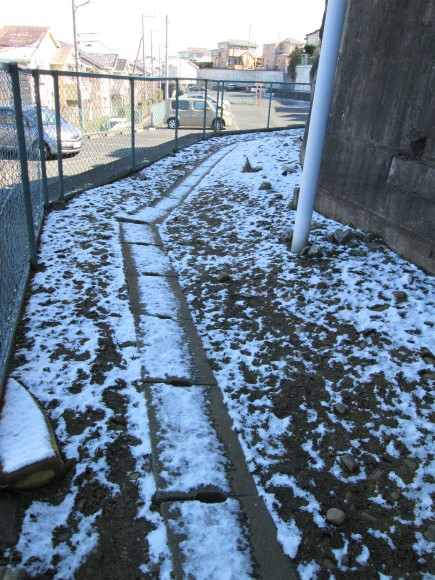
167, 499, 253, 579
150, 384, 230, 492
0, 378, 56, 472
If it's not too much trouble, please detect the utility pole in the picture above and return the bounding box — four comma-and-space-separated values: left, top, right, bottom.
141, 13, 156, 76
165, 15, 169, 98
72, 0, 90, 130
150, 30, 154, 76
141, 14, 146, 76
247, 23, 251, 70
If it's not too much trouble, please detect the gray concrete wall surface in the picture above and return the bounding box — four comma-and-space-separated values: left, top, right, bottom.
198, 65, 311, 85
316, 0, 435, 274
197, 68, 284, 84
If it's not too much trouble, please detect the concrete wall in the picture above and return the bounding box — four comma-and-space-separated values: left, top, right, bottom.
317, 0, 435, 274
197, 68, 284, 84
198, 65, 310, 86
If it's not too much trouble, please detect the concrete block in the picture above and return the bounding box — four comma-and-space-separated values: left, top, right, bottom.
0, 378, 64, 490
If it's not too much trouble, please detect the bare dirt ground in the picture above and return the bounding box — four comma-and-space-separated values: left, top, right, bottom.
1, 131, 434, 579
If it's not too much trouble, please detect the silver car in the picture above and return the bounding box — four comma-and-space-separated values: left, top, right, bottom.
0, 105, 83, 159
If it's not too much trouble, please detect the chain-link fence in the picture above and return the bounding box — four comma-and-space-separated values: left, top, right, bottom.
0, 64, 311, 394
24, 72, 311, 201
0, 64, 46, 397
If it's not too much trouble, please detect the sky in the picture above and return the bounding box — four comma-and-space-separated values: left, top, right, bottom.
1, 0, 325, 60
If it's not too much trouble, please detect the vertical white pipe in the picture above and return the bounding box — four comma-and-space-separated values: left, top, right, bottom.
291, 0, 348, 253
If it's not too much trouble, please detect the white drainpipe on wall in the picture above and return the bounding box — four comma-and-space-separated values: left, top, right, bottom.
291, 0, 348, 253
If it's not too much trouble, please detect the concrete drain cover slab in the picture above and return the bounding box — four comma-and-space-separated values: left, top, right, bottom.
161, 498, 255, 579
120, 221, 162, 245
128, 244, 175, 276
147, 383, 230, 498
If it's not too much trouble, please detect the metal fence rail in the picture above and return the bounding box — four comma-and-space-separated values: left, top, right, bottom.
0, 65, 311, 395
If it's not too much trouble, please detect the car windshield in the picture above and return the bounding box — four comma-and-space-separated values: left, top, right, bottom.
24, 108, 57, 125
41, 109, 56, 124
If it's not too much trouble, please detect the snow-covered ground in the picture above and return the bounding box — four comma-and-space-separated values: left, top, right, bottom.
1, 129, 434, 578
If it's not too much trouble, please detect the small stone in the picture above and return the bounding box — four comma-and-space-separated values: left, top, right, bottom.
0, 567, 26, 579
423, 523, 435, 542
322, 557, 336, 570
333, 402, 347, 415
50, 200, 67, 211
326, 508, 346, 526
217, 271, 231, 282
341, 554, 350, 567
393, 290, 407, 302
391, 491, 400, 501
308, 244, 321, 257
129, 472, 141, 481
278, 228, 293, 243
421, 347, 434, 359
298, 245, 311, 256
341, 453, 358, 473
368, 467, 384, 481
370, 303, 390, 312
332, 228, 354, 245
360, 511, 377, 524
402, 458, 417, 471
259, 181, 272, 190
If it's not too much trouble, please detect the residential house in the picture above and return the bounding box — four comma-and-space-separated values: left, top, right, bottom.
211, 39, 258, 70
177, 47, 210, 62
262, 37, 304, 72
304, 29, 321, 49
0, 25, 61, 105
0, 27, 141, 129
0, 25, 59, 68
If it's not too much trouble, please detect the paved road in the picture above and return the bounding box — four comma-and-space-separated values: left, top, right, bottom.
3, 97, 310, 201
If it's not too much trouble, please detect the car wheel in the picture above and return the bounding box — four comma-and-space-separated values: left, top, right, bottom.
167, 117, 179, 129
212, 118, 224, 131
43, 143, 52, 160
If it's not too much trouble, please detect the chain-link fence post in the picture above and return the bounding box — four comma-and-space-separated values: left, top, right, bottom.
202, 80, 208, 139
32, 69, 49, 206
52, 72, 65, 200
130, 77, 136, 171
9, 64, 38, 270
173, 78, 179, 152
266, 82, 273, 130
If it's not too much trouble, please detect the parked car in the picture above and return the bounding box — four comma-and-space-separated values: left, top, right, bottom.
187, 84, 205, 92
104, 117, 131, 132
224, 82, 238, 91
246, 86, 270, 94
164, 97, 233, 130
0, 105, 83, 159
186, 93, 232, 112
